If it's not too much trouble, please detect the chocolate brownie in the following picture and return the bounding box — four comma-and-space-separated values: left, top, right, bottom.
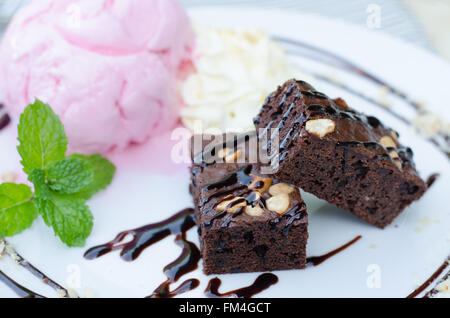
254, 79, 427, 228
190, 133, 308, 275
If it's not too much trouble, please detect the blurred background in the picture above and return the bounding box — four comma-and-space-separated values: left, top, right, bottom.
3, 0, 449, 61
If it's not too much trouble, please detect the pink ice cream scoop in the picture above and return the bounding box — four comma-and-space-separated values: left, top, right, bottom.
0, 0, 194, 154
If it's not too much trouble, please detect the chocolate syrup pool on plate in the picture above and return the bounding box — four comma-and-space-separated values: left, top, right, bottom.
84, 208, 196, 261
306, 235, 362, 267
148, 233, 201, 298
205, 273, 278, 298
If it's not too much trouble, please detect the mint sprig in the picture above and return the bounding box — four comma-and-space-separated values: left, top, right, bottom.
0, 100, 115, 247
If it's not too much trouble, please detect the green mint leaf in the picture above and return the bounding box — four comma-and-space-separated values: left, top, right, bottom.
29, 169, 51, 199
69, 154, 116, 199
47, 157, 94, 194
30, 169, 93, 247
17, 99, 68, 174
0, 183, 38, 238
34, 195, 93, 247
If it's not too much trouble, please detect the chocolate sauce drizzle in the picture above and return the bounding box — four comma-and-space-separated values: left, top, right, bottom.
274, 36, 422, 111
0, 104, 10, 131
205, 273, 278, 298
0, 240, 69, 298
84, 208, 196, 261
0, 270, 44, 298
150, 279, 200, 299
202, 165, 254, 206
306, 235, 362, 267
425, 173, 440, 188
85, 208, 202, 297
202, 165, 260, 228
406, 257, 450, 298
201, 165, 305, 233
148, 233, 201, 298
83, 208, 363, 298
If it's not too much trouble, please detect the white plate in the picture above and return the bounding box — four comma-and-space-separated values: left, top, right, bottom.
0, 7, 449, 298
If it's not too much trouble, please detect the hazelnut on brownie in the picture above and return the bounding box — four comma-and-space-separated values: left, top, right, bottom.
254, 79, 427, 229
190, 133, 308, 275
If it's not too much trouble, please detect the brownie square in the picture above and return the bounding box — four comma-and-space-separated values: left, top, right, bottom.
253, 79, 427, 228
190, 133, 308, 275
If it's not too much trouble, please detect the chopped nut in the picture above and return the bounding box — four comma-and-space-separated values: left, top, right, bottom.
384, 145, 401, 169
266, 193, 290, 215
305, 118, 335, 138
333, 98, 349, 110
389, 150, 399, 159
380, 136, 396, 148
394, 160, 402, 170
249, 175, 272, 193
390, 130, 399, 143
269, 183, 295, 196
216, 196, 247, 214
1, 171, 17, 183
245, 204, 264, 217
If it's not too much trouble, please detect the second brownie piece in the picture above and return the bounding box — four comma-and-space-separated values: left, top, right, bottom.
254, 79, 427, 228
190, 133, 308, 275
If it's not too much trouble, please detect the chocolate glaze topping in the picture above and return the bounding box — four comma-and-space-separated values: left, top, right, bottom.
199, 164, 306, 234
255, 80, 414, 172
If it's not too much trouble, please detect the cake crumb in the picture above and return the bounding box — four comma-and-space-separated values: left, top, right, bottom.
84, 287, 96, 298
5, 242, 20, 265
418, 217, 431, 226
0, 240, 5, 258
377, 86, 391, 108
436, 278, 449, 294
369, 244, 376, 249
